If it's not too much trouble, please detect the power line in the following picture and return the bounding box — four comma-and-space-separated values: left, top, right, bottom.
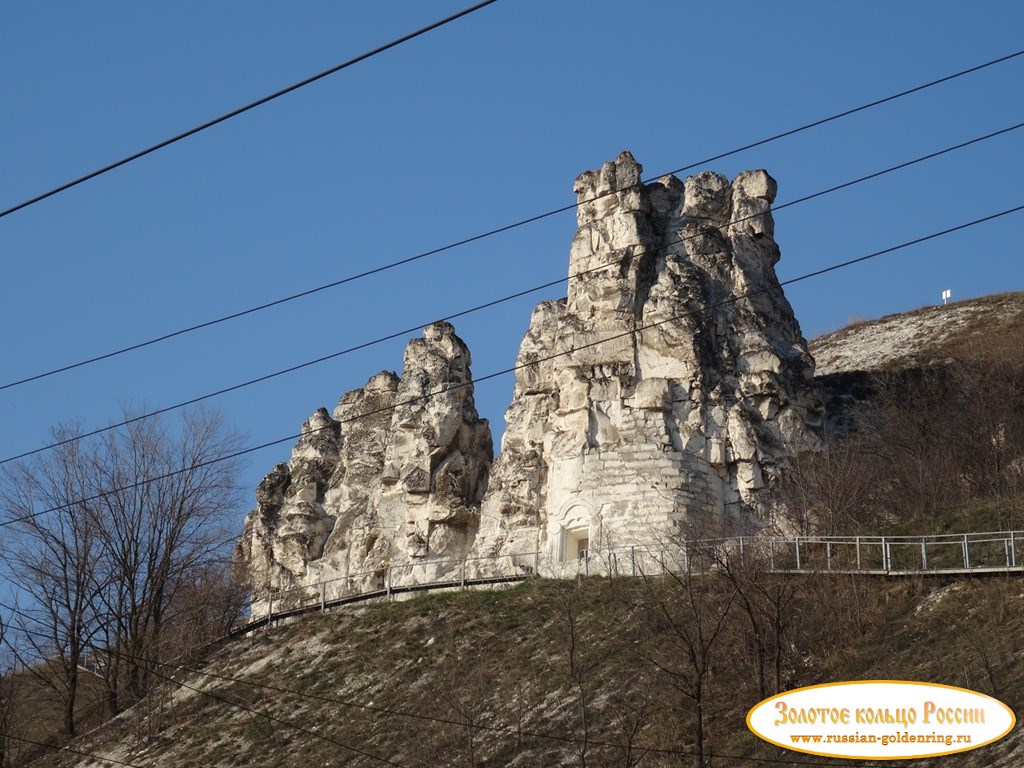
0, 276, 565, 466
2, 201, 1021, 528
140, 662, 411, 768
0, 602, 409, 768
2, 734, 146, 768
126, 647, 856, 767
2, 47, 1021, 393
0, 0, 500, 223
3, 118, 1021, 466
0, 601, 857, 767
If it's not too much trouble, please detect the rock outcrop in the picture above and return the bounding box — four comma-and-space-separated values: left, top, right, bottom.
236, 321, 492, 603
474, 151, 822, 564
236, 151, 823, 602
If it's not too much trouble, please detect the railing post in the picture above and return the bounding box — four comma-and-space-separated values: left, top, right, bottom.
460, 559, 467, 590
268, 592, 273, 627
826, 541, 832, 571
881, 537, 887, 571
770, 539, 775, 571
921, 538, 928, 570
1012, 531, 1017, 568
386, 567, 392, 601
631, 546, 636, 577
963, 534, 970, 569
321, 581, 326, 613
1005, 537, 1012, 569
795, 536, 801, 571
856, 537, 861, 570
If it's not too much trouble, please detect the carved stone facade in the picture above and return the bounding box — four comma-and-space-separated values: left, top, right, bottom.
235, 152, 822, 603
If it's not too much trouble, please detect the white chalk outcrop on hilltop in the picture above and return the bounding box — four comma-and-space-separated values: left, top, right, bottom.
236, 321, 493, 603
235, 151, 822, 604
474, 151, 821, 564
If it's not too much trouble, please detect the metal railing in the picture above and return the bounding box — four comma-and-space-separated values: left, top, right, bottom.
764, 529, 1022, 574
232, 529, 1024, 635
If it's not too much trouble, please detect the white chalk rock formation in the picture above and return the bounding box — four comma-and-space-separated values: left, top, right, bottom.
235, 321, 492, 603
236, 151, 822, 603
474, 151, 822, 565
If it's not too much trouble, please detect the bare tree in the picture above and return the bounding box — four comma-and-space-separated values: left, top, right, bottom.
636, 562, 734, 768
0, 430, 104, 737
0, 408, 245, 731
0, 624, 16, 767
608, 672, 655, 768
776, 434, 878, 535
854, 362, 1022, 531
560, 589, 595, 768
714, 545, 803, 699
88, 408, 244, 714
158, 562, 248, 662
954, 361, 1024, 503
779, 358, 1024, 537
945, 578, 1020, 699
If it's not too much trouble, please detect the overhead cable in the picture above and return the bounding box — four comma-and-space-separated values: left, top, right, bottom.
2, 734, 145, 768
0, 0, 501, 222
2, 118, 1021, 465
2, 48, 1022, 393
0, 602, 872, 767
2, 201, 1021, 528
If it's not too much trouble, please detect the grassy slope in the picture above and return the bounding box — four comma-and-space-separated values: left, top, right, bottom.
29, 574, 1024, 768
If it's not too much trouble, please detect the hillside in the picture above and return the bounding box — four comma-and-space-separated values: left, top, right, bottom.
807, 293, 1024, 446
9, 294, 1023, 768
22, 574, 1024, 768
810, 292, 1024, 376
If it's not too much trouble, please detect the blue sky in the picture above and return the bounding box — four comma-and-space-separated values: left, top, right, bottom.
2, 1, 1022, 526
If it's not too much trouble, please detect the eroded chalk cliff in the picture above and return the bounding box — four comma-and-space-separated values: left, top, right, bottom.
474, 151, 822, 564
235, 321, 492, 602
235, 151, 822, 600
